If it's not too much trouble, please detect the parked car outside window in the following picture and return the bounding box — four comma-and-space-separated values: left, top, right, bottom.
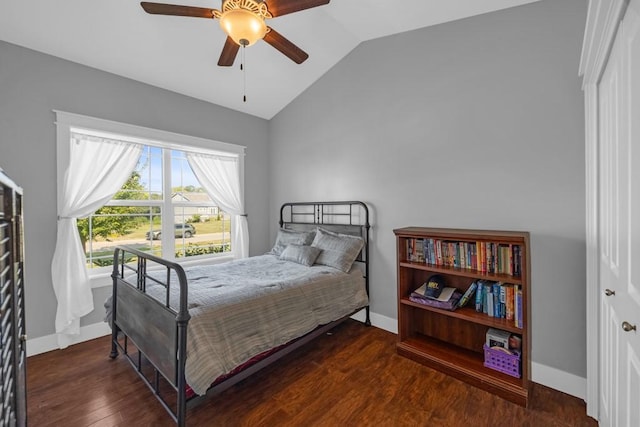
146, 223, 196, 240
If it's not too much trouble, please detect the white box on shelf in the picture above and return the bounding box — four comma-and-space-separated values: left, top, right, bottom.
486, 328, 510, 349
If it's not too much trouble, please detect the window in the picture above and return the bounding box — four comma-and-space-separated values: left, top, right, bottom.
80, 143, 233, 269
52, 111, 246, 341
55, 112, 245, 273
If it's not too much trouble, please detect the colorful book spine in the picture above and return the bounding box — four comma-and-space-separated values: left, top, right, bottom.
486, 286, 494, 317
486, 242, 491, 273
470, 243, 476, 270
514, 285, 523, 328
505, 284, 514, 321
475, 281, 484, 312
483, 283, 489, 314
458, 281, 477, 308
492, 283, 500, 317
513, 245, 521, 277
430, 239, 435, 265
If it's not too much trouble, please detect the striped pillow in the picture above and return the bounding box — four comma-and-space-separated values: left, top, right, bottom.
311, 227, 364, 272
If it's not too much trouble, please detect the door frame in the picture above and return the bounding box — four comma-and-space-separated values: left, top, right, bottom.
579, 0, 629, 420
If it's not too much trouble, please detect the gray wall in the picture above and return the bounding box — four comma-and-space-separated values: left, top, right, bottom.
0, 41, 270, 338
0, 0, 588, 380
269, 0, 586, 377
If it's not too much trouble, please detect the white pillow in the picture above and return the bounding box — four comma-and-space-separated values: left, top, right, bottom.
311, 227, 364, 272
279, 244, 322, 267
269, 228, 315, 256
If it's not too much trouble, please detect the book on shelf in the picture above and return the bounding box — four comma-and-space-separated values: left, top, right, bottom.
492, 282, 501, 318
486, 286, 494, 317
457, 281, 477, 308
470, 280, 522, 326
514, 285, 523, 328
408, 237, 522, 276
505, 284, 514, 320
483, 283, 489, 315
498, 284, 506, 318
407, 238, 425, 262
475, 281, 484, 312
513, 245, 522, 276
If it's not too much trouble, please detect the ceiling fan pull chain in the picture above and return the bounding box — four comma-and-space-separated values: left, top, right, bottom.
241, 45, 247, 102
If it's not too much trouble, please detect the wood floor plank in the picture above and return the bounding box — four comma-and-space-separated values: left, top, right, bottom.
27, 320, 597, 426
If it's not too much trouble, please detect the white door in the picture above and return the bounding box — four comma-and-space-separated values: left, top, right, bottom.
598, 1, 640, 425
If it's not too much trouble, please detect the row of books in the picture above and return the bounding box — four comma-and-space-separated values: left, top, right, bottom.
472, 280, 523, 328
406, 238, 522, 277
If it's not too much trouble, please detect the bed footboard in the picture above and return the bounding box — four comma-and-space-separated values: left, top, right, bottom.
109, 246, 190, 427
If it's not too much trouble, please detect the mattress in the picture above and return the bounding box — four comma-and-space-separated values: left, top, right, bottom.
145, 254, 368, 395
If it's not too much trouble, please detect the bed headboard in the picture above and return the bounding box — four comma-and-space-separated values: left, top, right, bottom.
279, 201, 370, 319
279, 201, 370, 261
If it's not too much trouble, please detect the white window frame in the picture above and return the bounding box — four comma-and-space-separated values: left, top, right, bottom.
55, 111, 245, 284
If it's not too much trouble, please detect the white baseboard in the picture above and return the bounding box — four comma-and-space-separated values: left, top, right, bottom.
26, 314, 586, 402
531, 361, 586, 400
351, 310, 397, 334
26, 322, 111, 357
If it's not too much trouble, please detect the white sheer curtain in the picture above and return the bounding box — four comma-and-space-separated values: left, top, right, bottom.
186, 152, 248, 258
51, 133, 142, 348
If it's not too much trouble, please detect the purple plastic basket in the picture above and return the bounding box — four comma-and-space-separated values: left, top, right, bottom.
483, 344, 521, 378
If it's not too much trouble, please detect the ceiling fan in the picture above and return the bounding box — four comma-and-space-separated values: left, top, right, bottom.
140, 0, 330, 66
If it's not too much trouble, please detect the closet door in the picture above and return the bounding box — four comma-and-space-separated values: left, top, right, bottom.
598, 0, 640, 425
617, 1, 640, 424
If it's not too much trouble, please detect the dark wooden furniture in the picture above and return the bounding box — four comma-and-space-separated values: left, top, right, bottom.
394, 227, 530, 406
0, 169, 27, 426
110, 201, 370, 426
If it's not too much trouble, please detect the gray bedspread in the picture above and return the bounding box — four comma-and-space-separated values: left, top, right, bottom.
145, 254, 368, 395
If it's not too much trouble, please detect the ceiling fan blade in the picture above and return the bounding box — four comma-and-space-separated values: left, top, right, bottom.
140, 2, 215, 18
263, 27, 309, 64
264, 0, 330, 17
218, 37, 240, 66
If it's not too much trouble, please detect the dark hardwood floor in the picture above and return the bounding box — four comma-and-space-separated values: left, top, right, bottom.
27, 320, 597, 426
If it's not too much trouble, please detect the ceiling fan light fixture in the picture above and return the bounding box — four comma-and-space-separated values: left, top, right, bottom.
220, 9, 266, 46
216, 0, 272, 47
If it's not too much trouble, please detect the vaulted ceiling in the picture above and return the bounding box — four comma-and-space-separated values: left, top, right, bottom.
0, 0, 540, 119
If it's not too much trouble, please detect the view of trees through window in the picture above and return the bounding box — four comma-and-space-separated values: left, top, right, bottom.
79, 144, 231, 268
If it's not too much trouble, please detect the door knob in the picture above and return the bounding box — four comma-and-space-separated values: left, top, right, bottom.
604, 289, 615, 296
622, 321, 636, 332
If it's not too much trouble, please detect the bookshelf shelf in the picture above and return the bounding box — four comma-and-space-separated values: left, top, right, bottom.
398, 261, 524, 285
399, 298, 524, 334
394, 227, 531, 407
397, 335, 528, 406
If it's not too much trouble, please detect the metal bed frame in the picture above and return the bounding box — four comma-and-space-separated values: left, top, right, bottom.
109, 201, 370, 426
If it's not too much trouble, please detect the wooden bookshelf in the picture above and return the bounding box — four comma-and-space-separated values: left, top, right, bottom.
394, 227, 531, 407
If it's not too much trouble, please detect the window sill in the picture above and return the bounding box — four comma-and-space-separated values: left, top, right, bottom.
89, 254, 236, 289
